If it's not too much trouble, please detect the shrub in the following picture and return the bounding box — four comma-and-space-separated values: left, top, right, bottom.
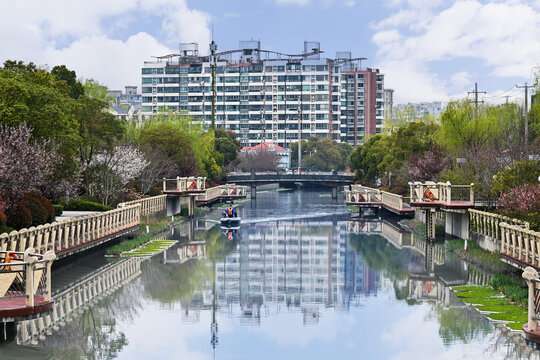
498, 184, 540, 215
53, 204, 64, 217
148, 186, 162, 197
0, 210, 6, 228
389, 185, 407, 196
6, 203, 33, 230
379, 186, 389, 192
64, 200, 113, 212
21, 192, 55, 226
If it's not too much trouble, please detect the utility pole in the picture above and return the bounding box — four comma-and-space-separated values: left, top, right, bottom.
467, 82, 486, 113
516, 82, 535, 150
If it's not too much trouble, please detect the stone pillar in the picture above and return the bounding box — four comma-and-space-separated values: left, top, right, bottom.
523, 267, 539, 332
188, 196, 195, 218
332, 186, 338, 200
251, 186, 257, 199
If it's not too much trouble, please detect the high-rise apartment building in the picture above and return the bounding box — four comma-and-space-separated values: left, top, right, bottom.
141, 41, 385, 148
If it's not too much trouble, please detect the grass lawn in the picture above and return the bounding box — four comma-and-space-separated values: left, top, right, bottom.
453, 285, 527, 331
123, 240, 176, 256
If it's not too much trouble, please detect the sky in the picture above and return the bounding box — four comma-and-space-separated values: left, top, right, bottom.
1, 0, 539, 104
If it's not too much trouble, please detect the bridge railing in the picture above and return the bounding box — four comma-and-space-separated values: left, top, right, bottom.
381, 191, 409, 211
197, 184, 247, 202
500, 222, 540, 267
409, 181, 474, 205
117, 195, 167, 216
0, 205, 140, 255
17, 257, 142, 345
346, 185, 382, 203
469, 209, 529, 241
0, 248, 56, 306
162, 177, 206, 192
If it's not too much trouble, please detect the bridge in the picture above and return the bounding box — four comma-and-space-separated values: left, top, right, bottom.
226, 171, 354, 199
345, 184, 415, 216
162, 177, 247, 215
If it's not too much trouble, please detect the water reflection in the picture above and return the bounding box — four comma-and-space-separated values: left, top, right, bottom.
2, 190, 539, 359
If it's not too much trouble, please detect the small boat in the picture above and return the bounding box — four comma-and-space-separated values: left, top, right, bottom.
220, 217, 241, 227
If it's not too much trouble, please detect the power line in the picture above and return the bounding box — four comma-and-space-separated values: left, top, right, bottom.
467, 82, 486, 111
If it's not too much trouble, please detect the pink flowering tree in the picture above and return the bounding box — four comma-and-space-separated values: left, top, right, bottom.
0, 123, 58, 210
498, 184, 540, 229
408, 146, 452, 182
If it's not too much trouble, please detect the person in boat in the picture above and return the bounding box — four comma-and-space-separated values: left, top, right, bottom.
222, 209, 227, 218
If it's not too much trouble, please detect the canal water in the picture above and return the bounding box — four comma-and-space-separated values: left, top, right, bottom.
0, 189, 538, 359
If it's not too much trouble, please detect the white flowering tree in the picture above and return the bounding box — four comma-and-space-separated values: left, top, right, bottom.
89, 144, 149, 206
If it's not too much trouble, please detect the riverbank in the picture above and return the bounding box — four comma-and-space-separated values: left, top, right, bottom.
445, 237, 529, 332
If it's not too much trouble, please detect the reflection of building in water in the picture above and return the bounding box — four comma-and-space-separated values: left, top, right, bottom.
163, 241, 206, 265
208, 221, 379, 325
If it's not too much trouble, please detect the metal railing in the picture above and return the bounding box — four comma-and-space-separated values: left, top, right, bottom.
0, 205, 140, 255
0, 248, 56, 306
118, 195, 167, 216
469, 209, 529, 241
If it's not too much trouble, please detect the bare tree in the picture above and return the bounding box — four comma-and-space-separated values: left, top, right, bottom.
235, 151, 281, 172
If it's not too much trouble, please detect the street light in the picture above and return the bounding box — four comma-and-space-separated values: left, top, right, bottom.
200, 80, 206, 125
298, 99, 302, 170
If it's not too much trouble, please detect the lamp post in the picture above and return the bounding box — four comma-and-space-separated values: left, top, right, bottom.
260, 77, 266, 147
200, 80, 206, 126
298, 99, 302, 170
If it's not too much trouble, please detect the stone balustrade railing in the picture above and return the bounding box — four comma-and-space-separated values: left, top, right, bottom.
197, 184, 247, 202
162, 176, 206, 192
17, 257, 142, 345
346, 185, 382, 203
0, 205, 140, 256
117, 195, 167, 216
409, 181, 474, 205
0, 248, 56, 306
381, 191, 407, 211
469, 209, 529, 241
500, 222, 540, 267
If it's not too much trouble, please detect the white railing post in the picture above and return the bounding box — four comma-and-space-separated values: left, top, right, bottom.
523, 267, 539, 332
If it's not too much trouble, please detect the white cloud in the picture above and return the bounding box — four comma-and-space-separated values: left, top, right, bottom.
372, 0, 540, 102
0, 0, 210, 90
450, 71, 471, 90
344, 0, 356, 6
276, 0, 310, 5
42, 33, 172, 91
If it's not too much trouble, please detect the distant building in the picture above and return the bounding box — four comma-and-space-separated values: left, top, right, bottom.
393, 101, 447, 122
141, 41, 385, 148
240, 142, 290, 168
384, 88, 394, 122
108, 86, 142, 108
107, 86, 143, 123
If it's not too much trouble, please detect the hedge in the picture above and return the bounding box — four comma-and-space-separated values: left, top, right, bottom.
53, 204, 64, 217
64, 200, 113, 212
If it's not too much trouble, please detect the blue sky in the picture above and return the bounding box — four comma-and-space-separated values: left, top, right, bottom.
1, 0, 539, 103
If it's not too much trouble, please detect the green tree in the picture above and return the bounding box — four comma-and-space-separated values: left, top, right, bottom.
77, 96, 125, 194
0, 60, 80, 185
492, 160, 540, 195
214, 129, 239, 166
138, 122, 198, 177
51, 65, 84, 99
290, 137, 349, 171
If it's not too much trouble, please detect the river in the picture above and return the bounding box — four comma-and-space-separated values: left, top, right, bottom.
0, 189, 537, 359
